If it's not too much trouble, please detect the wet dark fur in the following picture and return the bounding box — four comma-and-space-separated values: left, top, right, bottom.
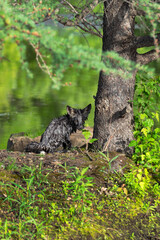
25, 104, 91, 153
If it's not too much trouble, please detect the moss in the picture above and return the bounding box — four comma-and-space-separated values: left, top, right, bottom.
0, 170, 21, 182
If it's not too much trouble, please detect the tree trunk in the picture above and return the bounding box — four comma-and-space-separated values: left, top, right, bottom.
93, 0, 136, 155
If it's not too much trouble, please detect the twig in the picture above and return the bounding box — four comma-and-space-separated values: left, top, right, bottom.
102, 135, 114, 152
79, 148, 93, 161
29, 42, 56, 84
61, 0, 78, 14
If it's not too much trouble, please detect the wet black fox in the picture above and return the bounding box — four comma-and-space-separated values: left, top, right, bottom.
25, 104, 91, 153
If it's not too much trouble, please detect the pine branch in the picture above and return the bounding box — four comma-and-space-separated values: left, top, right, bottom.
136, 49, 160, 65
29, 42, 55, 83
136, 34, 160, 48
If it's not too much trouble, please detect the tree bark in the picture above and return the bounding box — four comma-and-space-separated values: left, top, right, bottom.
93, 0, 136, 155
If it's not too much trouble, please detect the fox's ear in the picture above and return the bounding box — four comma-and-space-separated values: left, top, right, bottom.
83, 104, 91, 113
82, 104, 91, 119
87, 104, 91, 112
67, 106, 76, 117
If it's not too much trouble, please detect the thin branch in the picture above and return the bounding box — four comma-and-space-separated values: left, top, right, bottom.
61, 0, 78, 14
56, 15, 75, 27
136, 49, 160, 65
29, 42, 56, 83
136, 34, 160, 48
81, 0, 101, 17
82, 17, 103, 38
78, 148, 93, 161
77, 23, 102, 38
102, 135, 114, 152
55, 15, 102, 37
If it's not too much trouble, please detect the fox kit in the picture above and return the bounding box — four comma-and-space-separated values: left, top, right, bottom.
25, 104, 91, 153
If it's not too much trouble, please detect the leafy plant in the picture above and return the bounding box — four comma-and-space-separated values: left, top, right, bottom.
99, 151, 119, 170
61, 165, 95, 215
130, 74, 160, 175
127, 75, 160, 195
82, 129, 97, 150
124, 166, 154, 197
130, 112, 160, 173
134, 75, 160, 118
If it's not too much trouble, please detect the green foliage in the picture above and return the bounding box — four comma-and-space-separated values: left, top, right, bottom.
130, 112, 160, 171
125, 73, 160, 198
130, 75, 160, 174
82, 129, 97, 150
0, 0, 158, 89
134, 75, 160, 115
135, 0, 160, 34
82, 129, 92, 141
124, 165, 160, 197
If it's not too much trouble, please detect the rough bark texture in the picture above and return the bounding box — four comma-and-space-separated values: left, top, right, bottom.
93, 0, 136, 155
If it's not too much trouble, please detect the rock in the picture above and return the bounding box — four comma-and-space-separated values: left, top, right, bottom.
7, 127, 93, 152
7, 136, 32, 152
70, 127, 93, 147
7, 133, 41, 152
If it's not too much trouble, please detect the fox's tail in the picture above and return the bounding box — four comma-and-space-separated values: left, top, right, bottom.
25, 141, 46, 153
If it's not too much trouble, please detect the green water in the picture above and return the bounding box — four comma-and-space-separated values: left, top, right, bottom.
0, 29, 101, 149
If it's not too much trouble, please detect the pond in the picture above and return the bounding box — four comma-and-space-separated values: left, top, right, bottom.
0, 28, 101, 149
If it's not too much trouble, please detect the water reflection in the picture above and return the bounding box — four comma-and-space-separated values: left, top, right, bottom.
0, 31, 100, 149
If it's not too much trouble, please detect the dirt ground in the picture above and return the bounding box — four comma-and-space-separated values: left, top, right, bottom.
0, 126, 133, 189
0, 147, 133, 189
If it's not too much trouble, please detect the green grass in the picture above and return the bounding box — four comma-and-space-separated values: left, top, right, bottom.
0, 159, 160, 240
